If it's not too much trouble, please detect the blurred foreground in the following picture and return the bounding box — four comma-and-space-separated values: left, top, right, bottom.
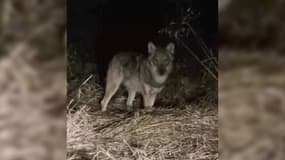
0, 44, 66, 160
0, 0, 66, 160
219, 50, 285, 160
220, 0, 285, 159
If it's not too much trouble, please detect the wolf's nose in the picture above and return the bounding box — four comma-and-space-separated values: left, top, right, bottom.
158, 68, 166, 75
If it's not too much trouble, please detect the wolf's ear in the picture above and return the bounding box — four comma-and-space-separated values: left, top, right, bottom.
148, 41, 156, 54
166, 42, 175, 55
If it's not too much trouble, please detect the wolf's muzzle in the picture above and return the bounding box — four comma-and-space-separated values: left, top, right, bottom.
158, 67, 166, 75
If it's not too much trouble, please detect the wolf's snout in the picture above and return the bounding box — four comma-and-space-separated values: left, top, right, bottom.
158, 67, 166, 75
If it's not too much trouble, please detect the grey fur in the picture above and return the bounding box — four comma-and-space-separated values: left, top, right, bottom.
101, 41, 175, 112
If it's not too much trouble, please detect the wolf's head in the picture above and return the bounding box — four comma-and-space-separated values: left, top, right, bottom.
147, 41, 175, 76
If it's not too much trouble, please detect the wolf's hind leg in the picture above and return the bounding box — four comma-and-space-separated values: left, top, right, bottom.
101, 69, 123, 112
101, 80, 122, 112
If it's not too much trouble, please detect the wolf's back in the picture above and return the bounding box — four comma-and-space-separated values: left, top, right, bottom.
108, 52, 145, 77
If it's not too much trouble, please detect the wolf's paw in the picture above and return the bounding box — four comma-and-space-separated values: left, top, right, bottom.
126, 105, 134, 112
134, 111, 140, 118
101, 107, 107, 112
143, 106, 154, 113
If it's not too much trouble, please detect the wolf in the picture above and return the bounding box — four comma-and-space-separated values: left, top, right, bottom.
101, 41, 175, 112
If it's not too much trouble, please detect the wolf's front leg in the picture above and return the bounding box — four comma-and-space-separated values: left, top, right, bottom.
143, 94, 157, 111
126, 91, 136, 111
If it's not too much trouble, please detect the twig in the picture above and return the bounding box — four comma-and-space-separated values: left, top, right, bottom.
176, 37, 217, 81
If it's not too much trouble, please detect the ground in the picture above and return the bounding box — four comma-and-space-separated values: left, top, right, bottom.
67, 68, 218, 160
67, 49, 285, 160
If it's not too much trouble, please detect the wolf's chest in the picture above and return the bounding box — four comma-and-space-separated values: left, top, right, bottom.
123, 76, 143, 91
143, 83, 162, 95
123, 76, 162, 94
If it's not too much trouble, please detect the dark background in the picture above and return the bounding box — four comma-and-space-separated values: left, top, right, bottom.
67, 0, 217, 78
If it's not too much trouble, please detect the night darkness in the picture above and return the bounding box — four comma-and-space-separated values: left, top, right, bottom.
67, 0, 217, 78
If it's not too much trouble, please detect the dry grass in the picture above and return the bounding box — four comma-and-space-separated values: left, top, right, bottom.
67, 75, 218, 160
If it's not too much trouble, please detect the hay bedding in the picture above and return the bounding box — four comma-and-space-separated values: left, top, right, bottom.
67, 75, 218, 160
